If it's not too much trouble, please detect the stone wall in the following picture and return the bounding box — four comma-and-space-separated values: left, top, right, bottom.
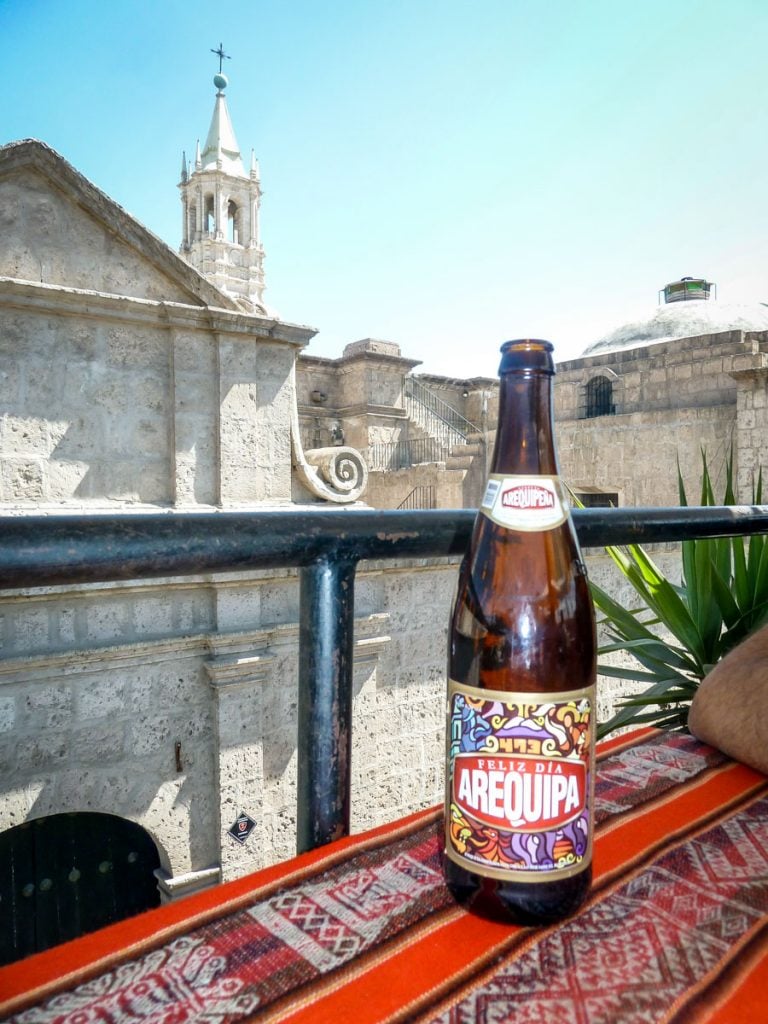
554, 330, 768, 506
1, 302, 174, 505
298, 330, 768, 514
0, 168, 193, 304
0, 283, 311, 508
731, 362, 768, 500
296, 340, 419, 456
557, 405, 735, 508
364, 464, 467, 510
0, 141, 315, 511
554, 331, 762, 419
0, 543, 684, 890
0, 558, 458, 889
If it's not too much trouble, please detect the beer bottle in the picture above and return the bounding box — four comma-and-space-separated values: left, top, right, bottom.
444, 339, 596, 924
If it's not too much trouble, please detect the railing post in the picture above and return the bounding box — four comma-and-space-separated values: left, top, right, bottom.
297, 555, 356, 853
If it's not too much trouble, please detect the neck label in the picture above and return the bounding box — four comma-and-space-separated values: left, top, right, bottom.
481, 474, 568, 531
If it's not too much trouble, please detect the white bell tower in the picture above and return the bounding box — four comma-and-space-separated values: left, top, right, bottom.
179, 51, 266, 313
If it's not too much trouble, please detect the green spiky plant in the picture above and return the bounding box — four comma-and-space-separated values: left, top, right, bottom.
592, 451, 768, 739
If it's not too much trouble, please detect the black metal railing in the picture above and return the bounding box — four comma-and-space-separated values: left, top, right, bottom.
3, 504, 768, 853
404, 377, 479, 442
397, 485, 436, 509
364, 437, 451, 471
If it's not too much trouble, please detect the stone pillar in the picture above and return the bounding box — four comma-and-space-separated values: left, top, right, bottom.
336, 339, 421, 450
206, 634, 276, 880
730, 361, 768, 501
169, 325, 219, 506
216, 334, 296, 504
205, 613, 391, 879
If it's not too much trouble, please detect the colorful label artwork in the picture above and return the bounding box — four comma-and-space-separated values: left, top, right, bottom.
445, 680, 594, 881
480, 474, 568, 531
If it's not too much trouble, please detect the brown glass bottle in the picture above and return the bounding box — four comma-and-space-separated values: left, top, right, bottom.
444, 339, 596, 925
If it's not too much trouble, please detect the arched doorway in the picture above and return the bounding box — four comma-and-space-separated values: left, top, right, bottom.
0, 812, 162, 965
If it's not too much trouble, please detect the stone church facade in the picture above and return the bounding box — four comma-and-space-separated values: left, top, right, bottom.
3, 68, 768, 955
0, 83, 451, 920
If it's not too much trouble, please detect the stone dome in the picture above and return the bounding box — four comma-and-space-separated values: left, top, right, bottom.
583, 284, 768, 357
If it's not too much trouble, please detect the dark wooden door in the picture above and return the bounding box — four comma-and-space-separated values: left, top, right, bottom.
0, 812, 162, 965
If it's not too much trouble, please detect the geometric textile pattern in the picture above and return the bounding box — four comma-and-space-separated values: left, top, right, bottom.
2, 729, 767, 1024
427, 796, 768, 1023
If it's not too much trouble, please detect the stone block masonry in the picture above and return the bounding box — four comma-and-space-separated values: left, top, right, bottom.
0, 541, 687, 899
0, 563, 447, 889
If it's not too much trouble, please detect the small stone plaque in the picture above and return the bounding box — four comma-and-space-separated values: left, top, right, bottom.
228, 812, 257, 845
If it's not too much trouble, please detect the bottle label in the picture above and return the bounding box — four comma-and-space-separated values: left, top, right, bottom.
480, 474, 568, 531
445, 680, 594, 882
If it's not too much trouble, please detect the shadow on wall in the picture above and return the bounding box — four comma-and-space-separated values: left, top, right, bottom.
2, 311, 174, 504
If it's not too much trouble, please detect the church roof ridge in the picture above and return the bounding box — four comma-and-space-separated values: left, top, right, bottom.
0, 138, 241, 313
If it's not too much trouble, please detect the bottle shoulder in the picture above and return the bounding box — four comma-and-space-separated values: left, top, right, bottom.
463, 517, 585, 592
450, 518, 596, 691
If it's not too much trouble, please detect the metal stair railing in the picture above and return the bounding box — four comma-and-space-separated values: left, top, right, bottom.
403, 377, 480, 448
397, 485, 436, 510
363, 437, 450, 471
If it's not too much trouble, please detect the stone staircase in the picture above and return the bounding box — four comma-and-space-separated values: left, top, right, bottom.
403, 377, 479, 453
364, 377, 487, 509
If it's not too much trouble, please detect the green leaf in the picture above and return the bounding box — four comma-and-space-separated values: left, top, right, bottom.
590, 580, 659, 641
677, 457, 689, 507
614, 687, 697, 706
618, 544, 705, 667
598, 639, 696, 678
732, 534, 750, 609
708, 563, 741, 630
596, 665, 673, 683
723, 447, 736, 505
700, 448, 716, 506
693, 539, 722, 659
594, 442, 767, 740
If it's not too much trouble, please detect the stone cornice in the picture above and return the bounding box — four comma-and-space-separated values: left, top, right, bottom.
339, 352, 422, 370
331, 404, 407, 419
206, 614, 390, 690
416, 373, 495, 389
205, 651, 276, 690
298, 352, 423, 371
0, 613, 391, 684
0, 633, 206, 680
728, 353, 768, 381
0, 276, 316, 345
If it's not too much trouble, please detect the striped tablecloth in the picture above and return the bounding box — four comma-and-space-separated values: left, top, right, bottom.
1, 728, 767, 1023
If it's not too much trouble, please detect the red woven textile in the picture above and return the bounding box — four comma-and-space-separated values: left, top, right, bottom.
1, 729, 767, 1023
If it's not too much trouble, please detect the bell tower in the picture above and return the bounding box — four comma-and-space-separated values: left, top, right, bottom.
179, 48, 266, 313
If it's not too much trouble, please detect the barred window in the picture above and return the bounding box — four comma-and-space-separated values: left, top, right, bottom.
574, 490, 619, 508
584, 376, 615, 418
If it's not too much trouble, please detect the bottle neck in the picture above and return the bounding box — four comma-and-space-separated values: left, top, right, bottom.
490, 369, 558, 476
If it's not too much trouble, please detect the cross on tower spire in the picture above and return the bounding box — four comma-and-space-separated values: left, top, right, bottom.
179, 45, 266, 312
210, 43, 231, 73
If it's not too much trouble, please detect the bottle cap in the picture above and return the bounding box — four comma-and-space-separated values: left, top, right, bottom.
498, 339, 555, 375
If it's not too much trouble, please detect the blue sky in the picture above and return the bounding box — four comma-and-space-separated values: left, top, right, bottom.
2, 0, 767, 377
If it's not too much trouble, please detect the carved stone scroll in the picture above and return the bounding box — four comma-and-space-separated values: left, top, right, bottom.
289, 364, 368, 503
